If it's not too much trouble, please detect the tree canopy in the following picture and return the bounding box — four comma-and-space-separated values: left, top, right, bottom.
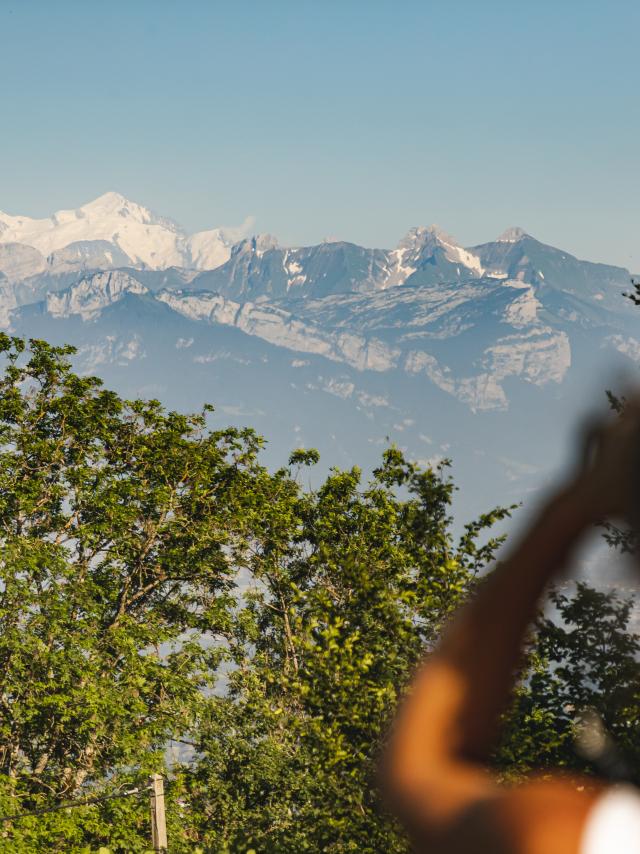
0, 335, 637, 852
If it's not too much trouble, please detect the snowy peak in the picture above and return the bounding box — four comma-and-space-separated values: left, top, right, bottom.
396, 224, 453, 252
0, 198, 631, 319
496, 226, 528, 243
231, 234, 280, 258
77, 191, 179, 231
79, 191, 138, 214
190, 224, 489, 300
392, 225, 484, 280
4, 228, 632, 416
188, 216, 257, 270
0, 194, 253, 273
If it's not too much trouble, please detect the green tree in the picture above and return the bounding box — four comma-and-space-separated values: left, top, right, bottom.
0, 335, 272, 851
496, 583, 640, 782
496, 276, 640, 784
182, 449, 509, 853
11, 333, 640, 852
0, 336, 510, 852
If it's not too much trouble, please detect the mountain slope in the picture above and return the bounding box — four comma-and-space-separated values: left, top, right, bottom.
10, 275, 632, 523
471, 229, 629, 311
11, 258, 633, 413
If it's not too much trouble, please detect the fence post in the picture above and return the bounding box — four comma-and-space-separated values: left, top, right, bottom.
149, 774, 168, 852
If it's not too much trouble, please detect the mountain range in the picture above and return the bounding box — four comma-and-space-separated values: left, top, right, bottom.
0, 192, 254, 280
1, 193, 637, 521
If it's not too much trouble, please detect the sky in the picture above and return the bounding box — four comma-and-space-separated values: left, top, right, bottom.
0, 0, 638, 268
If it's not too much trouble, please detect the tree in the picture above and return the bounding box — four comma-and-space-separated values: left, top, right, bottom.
181, 449, 510, 853
0, 336, 510, 852
496, 276, 640, 784
0, 335, 273, 851
10, 333, 640, 852
495, 583, 640, 784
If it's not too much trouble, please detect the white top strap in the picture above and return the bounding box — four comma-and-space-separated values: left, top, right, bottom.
582, 786, 640, 854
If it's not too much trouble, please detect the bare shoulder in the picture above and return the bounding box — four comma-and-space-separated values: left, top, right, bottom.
395, 776, 602, 854
495, 779, 601, 854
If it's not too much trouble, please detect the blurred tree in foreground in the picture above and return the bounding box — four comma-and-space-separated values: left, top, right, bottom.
497, 276, 640, 784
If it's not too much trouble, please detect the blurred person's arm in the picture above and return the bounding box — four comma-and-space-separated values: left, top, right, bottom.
383, 402, 640, 854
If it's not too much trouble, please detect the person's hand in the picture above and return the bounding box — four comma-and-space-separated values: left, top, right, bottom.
567, 394, 640, 525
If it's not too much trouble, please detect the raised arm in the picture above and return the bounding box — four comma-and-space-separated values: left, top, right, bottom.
383, 400, 640, 854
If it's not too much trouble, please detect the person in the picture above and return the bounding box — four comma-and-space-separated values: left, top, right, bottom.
383, 399, 640, 854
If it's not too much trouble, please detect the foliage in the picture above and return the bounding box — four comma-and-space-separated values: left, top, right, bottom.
0, 335, 270, 851
602, 277, 640, 551
496, 582, 640, 783
623, 278, 640, 307
179, 449, 510, 853
2, 335, 640, 851
0, 337, 509, 852
496, 276, 640, 783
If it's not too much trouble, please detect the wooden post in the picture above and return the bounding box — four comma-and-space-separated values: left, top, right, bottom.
149, 773, 168, 852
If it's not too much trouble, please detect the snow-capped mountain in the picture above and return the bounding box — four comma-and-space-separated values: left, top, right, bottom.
0, 192, 254, 279
1, 197, 636, 519
188, 224, 488, 301
186, 224, 629, 312
24, 256, 627, 413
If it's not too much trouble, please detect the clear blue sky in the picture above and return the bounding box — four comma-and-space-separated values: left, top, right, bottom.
1, 0, 638, 268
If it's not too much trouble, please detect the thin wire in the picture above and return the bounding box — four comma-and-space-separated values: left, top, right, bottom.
0, 786, 145, 824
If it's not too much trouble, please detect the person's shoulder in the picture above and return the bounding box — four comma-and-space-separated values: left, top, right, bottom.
493, 778, 601, 854
489, 779, 640, 854
407, 777, 605, 854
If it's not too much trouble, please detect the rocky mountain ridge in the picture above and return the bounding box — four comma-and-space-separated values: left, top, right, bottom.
1, 194, 636, 517
2, 195, 630, 309
8, 253, 633, 413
